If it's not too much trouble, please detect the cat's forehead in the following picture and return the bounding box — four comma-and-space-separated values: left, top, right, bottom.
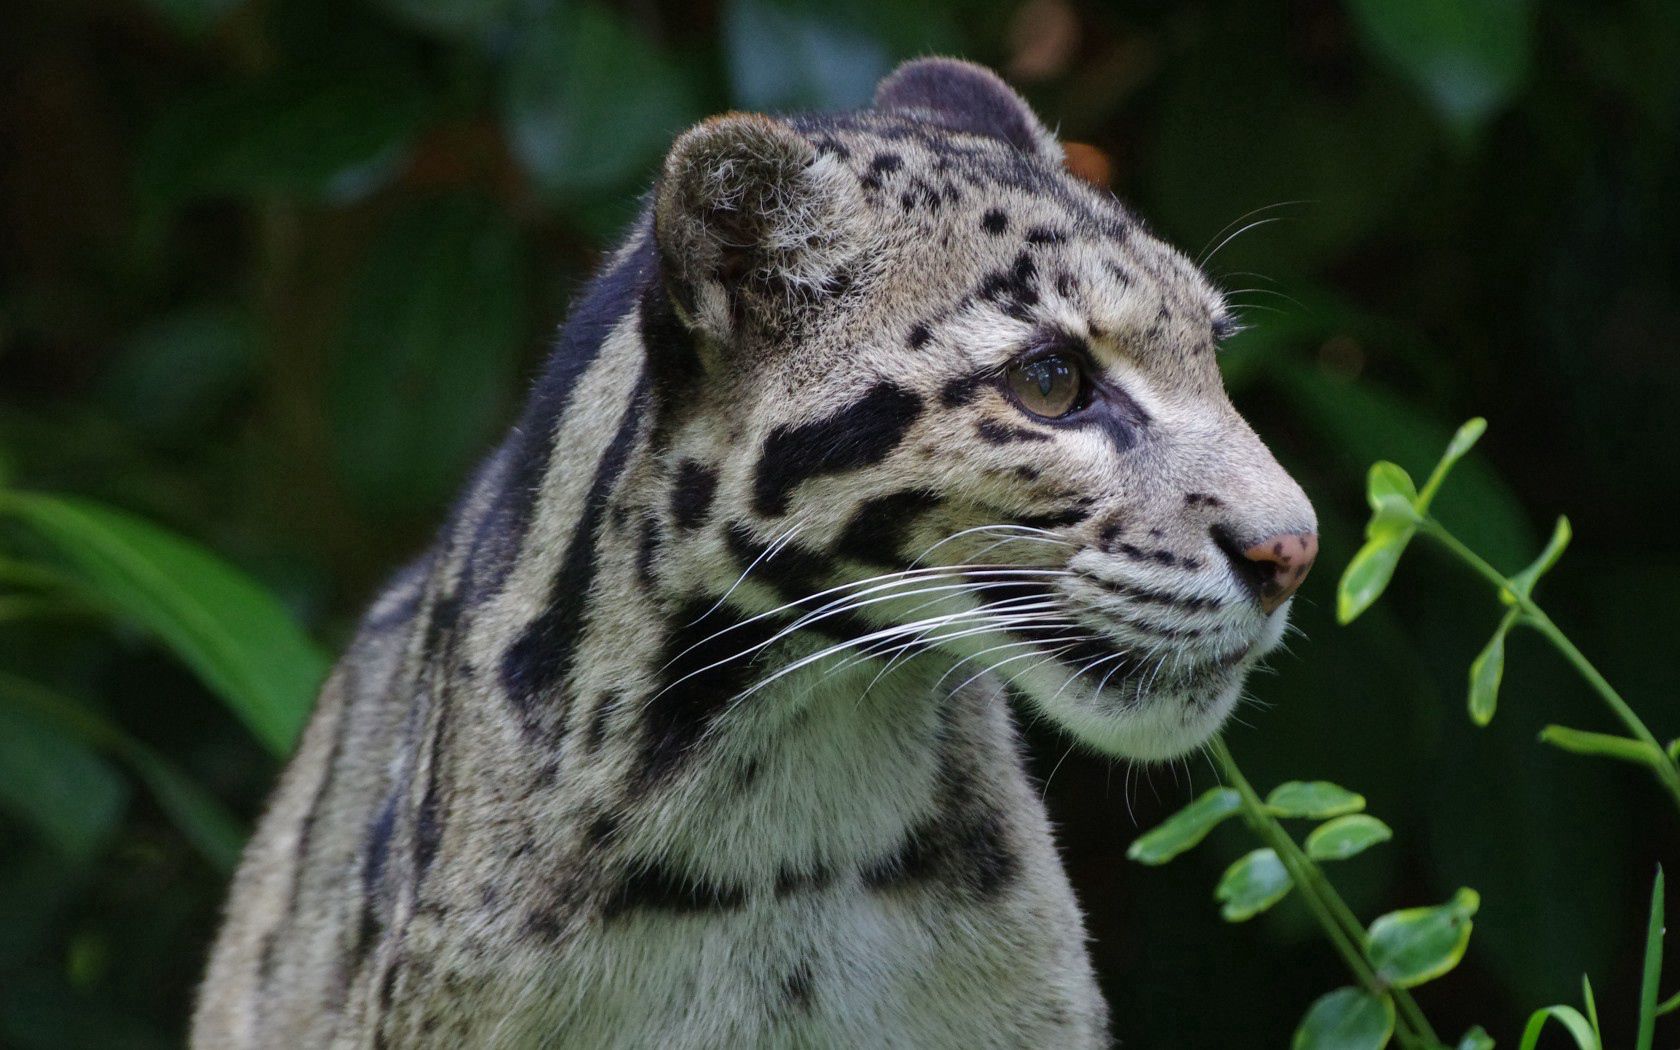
792, 111, 1133, 230
762, 120, 1226, 387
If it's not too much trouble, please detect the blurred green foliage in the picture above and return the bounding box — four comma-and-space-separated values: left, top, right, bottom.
2, 0, 1678, 1044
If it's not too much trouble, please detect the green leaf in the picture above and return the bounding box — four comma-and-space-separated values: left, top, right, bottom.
0, 557, 67, 592
1344, 0, 1532, 141
1517, 1007, 1598, 1050
1417, 417, 1489, 511
0, 672, 244, 872
1367, 888, 1480, 989
1583, 976, 1603, 1040
1292, 987, 1394, 1050
1457, 1026, 1496, 1050
502, 3, 701, 198
1215, 848, 1293, 921
1506, 516, 1572, 602
1637, 866, 1664, 1050
1126, 787, 1241, 865
1338, 418, 1495, 626
1440, 417, 1490, 469
1365, 461, 1420, 527
0, 703, 128, 864
0, 493, 330, 755
1337, 531, 1412, 625
1468, 610, 1518, 726
328, 194, 527, 514
1366, 460, 1419, 506
0, 594, 92, 623
1539, 725, 1664, 768
1265, 781, 1366, 819
1305, 814, 1393, 862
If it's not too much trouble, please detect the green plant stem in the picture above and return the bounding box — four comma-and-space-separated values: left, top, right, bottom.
1417, 519, 1680, 812
1208, 737, 1444, 1049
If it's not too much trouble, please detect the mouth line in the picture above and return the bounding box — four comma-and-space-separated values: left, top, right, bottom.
1105, 612, 1208, 641
1066, 570, 1269, 635
1083, 573, 1227, 615
985, 575, 1245, 629
980, 580, 1262, 694
1012, 628, 1254, 695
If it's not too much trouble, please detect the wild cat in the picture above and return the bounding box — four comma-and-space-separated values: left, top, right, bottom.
194, 57, 1316, 1049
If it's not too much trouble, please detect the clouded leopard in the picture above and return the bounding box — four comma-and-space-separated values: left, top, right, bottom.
194, 57, 1317, 1049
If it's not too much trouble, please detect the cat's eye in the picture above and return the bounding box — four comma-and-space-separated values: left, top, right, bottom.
1005, 353, 1089, 418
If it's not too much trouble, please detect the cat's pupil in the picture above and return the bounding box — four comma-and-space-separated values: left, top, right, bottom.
1037, 364, 1056, 395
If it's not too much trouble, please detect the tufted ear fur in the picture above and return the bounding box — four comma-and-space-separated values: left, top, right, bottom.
653, 113, 861, 347
873, 57, 1061, 164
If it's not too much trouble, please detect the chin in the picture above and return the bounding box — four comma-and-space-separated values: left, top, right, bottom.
1007, 603, 1290, 762
1018, 664, 1242, 762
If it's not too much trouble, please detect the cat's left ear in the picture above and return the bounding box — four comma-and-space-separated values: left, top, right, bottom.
653, 112, 864, 346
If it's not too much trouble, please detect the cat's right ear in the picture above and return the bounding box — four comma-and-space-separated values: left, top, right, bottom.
653, 113, 862, 346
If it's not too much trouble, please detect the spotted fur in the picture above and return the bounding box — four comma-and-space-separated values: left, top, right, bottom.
194, 58, 1315, 1049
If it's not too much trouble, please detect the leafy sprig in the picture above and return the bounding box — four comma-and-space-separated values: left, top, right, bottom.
1337, 418, 1680, 811
1133, 419, 1677, 1047
1132, 739, 1467, 1050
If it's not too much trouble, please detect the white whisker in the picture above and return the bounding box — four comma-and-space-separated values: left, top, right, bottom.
658, 565, 1066, 673
688, 518, 809, 627
1196, 200, 1309, 268
911, 523, 1072, 566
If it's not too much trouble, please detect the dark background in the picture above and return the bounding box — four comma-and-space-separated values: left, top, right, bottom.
3, 0, 1678, 1045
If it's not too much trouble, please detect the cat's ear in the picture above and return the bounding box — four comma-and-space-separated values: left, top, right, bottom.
873, 57, 1060, 164
653, 113, 861, 343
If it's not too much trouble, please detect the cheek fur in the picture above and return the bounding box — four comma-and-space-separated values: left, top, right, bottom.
751, 381, 925, 518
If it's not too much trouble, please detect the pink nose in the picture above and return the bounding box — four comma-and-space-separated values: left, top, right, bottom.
1242, 532, 1319, 614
